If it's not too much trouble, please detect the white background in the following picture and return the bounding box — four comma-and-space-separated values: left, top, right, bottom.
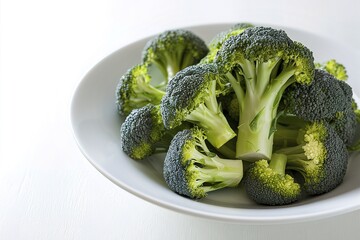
1, 0, 360, 239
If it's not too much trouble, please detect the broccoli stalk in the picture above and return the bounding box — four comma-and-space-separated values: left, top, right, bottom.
163, 127, 243, 199
216, 27, 314, 160
116, 64, 166, 116
225, 60, 297, 160
185, 134, 243, 194
184, 80, 236, 147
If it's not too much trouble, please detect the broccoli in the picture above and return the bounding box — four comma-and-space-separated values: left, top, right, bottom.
142, 29, 209, 82
201, 23, 254, 64
215, 26, 315, 160
121, 104, 177, 160
316, 59, 348, 81
328, 106, 357, 146
116, 64, 166, 116
275, 121, 349, 195
280, 69, 353, 122
160, 64, 236, 148
243, 153, 301, 205
163, 127, 243, 199
279, 69, 356, 146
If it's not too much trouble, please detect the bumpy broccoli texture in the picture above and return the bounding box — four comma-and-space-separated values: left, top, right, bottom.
243, 154, 301, 205
116, 24, 360, 206
163, 127, 243, 199
120, 104, 167, 160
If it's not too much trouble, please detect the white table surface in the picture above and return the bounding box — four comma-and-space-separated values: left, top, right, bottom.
1, 0, 360, 239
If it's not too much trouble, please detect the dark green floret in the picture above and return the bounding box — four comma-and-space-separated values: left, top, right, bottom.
328, 106, 357, 146
215, 26, 315, 160
160, 64, 236, 148
243, 153, 301, 205
275, 121, 349, 195
163, 127, 243, 199
121, 104, 171, 160
142, 29, 209, 82
281, 69, 352, 121
201, 23, 254, 64
116, 64, 165, 116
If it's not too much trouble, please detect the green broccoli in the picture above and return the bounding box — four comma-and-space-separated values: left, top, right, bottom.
163, 127, 243, 199
316, 59, 348, 81
280, 69, 353, 122
275, 121, 349, 195
215, 26, 315, 160
116, 64, 166, 116
160, 64, 236, 148
201, 23, 254, 64
142, 29, 209, 82
243, 153, 301, 205
121, 104, 176, 160
328, 106, 357, 146
279, 69, 356, 146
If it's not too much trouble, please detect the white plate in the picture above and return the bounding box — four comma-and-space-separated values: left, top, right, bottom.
71, 23, 360, 224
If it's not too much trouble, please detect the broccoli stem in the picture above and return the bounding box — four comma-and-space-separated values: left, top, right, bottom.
273, 125, 301, 148
132, 80, 165, 103
162, 46, 186, 80
228, 61, 296, 160
187, 151, 243, 191
269, 153, 287, 176
186, 103, 236, 149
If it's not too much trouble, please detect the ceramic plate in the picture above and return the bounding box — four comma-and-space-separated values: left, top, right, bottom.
71, 23, 360, 224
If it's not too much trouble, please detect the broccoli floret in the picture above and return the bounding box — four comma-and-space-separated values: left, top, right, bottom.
163, 127, 243, 199
201, 23, 254, 64
329, 106, 357, 146
142, 29, 209, 82
215, 26, 315, 160
243, 153, 301, 205
281, 69, 352, 121
275, 121, 349, 195
121, 104, 174, 160
160, 64, 236, 148
316, 59, 348, 81
279, 69, 356, 146
116, 64, 166, 115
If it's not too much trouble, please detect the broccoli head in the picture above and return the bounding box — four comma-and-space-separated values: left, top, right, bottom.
160, 64, 236, 148
243, 153, 301, 205
142, 29, 209, 82
280, 69, 353, 122
163, 127, 243, 199
201, 23, 254, 64
215, 26, 315, 160
275, 121, 349, 195
116, 64, 165, 115
121, 104, 168, 160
